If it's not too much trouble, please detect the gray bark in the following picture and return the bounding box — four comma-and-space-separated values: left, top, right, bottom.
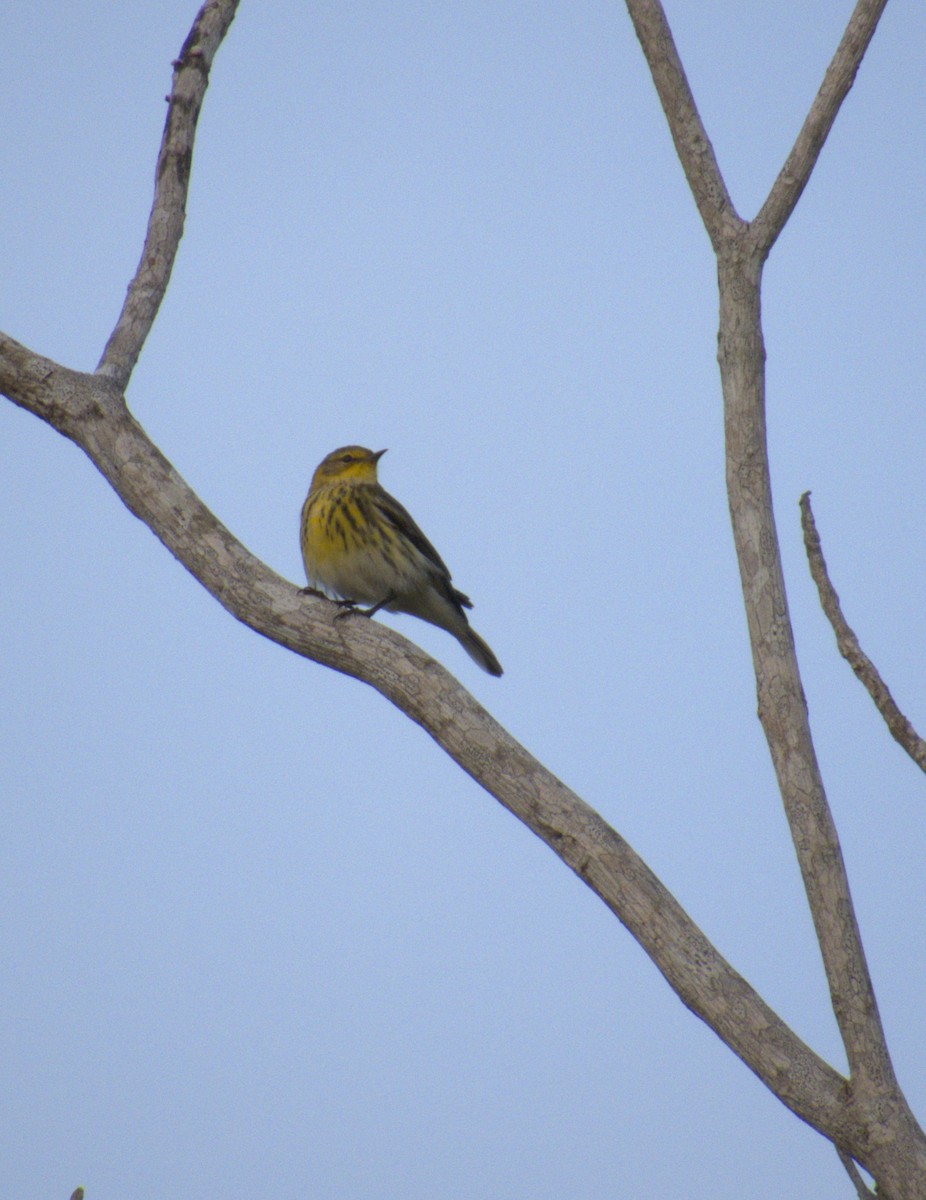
2, 0, 924, 1194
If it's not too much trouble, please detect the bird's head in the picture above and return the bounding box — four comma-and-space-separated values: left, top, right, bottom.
310, 445, 386, 489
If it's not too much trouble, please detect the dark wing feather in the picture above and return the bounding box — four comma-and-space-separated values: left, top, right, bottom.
372, 489, 450, 574
373, 488, 474, 610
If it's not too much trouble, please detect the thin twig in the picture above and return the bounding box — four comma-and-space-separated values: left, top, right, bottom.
837, 1147, 877, 1199
801, 492, 926, 773
623, 0, 742, 250
751, 0, 888, 256
96, 0, 239, 388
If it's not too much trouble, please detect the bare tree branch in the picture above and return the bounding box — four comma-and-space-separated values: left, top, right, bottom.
800, 492, 926, 773
750, 0, 888, 256
0, 328, 855, 1154
716, 253, 897, 1102
837, 1148, 877, 1200
95, 0, 240, 389
621, 8, 923, 1180
623, 0, 742, 249
6, 2, 926, 1194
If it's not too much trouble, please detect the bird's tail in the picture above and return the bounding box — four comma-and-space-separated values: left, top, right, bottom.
411, 584, 503, 676
458, 627, 503, 677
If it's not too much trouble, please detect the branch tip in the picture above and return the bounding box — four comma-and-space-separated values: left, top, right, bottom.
96, 0, 239, 389
752, 0, 888, 253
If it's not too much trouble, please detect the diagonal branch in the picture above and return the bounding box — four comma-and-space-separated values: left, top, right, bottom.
623, 0, 742, 249
1, 329, 854, 1154
95, 0, 239, 389
750, 0, 888, 256
7, 3, 926, 1191
837, 1148, 877, 1200
800, 492, 926, 773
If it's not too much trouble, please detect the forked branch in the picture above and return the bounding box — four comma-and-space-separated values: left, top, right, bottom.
3, 1, 926, 1195
1, 323, 852, 1157
0, 0, 854, 1149
624, 10, 926, 1195
630, 0, 896, 1087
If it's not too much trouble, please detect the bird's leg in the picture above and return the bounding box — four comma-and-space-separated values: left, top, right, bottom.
361, 592, 396, 619
330, 598, 360, 619
334, 592, 396, 621
300, 586, 364, 614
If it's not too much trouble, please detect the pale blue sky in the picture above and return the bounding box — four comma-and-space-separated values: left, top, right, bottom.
3, 4, 925, 1198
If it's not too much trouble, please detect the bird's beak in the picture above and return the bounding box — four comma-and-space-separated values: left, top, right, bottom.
373, 449, 388, 463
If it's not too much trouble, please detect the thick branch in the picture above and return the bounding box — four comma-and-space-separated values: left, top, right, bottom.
1, 330, 853, 1152
628, 0, 896, 1102
628, 3, 926, 1191
623, 0, 742, 249
8, 4, 926, 1194
800, 492, 926, 773
750, 0, 888, 255
95, 0, 239, 388
716, 250, 896, 1095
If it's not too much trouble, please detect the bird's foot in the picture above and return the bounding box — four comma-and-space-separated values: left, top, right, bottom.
301, 587, 367, 621
333, 593, 396, 621
333, 599, 362, 621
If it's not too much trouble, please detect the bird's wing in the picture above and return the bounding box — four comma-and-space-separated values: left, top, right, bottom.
372, 489, 450, 573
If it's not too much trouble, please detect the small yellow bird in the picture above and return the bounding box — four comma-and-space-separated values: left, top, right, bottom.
300, 446, 503, 676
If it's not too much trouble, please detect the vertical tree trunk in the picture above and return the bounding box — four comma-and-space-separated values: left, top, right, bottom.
716, 247, 926, 1200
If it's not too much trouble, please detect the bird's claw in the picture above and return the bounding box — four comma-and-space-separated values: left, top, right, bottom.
333, 599, 364, 621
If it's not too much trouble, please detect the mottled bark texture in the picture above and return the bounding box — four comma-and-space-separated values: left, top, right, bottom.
624, 0, 926, 1193
2, 1, 924, 1195
96, 0, 239, 389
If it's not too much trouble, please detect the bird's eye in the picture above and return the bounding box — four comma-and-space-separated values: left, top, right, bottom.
341, 453, 354, 463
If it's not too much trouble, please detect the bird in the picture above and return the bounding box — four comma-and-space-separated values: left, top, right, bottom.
300, 446, 503, 676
